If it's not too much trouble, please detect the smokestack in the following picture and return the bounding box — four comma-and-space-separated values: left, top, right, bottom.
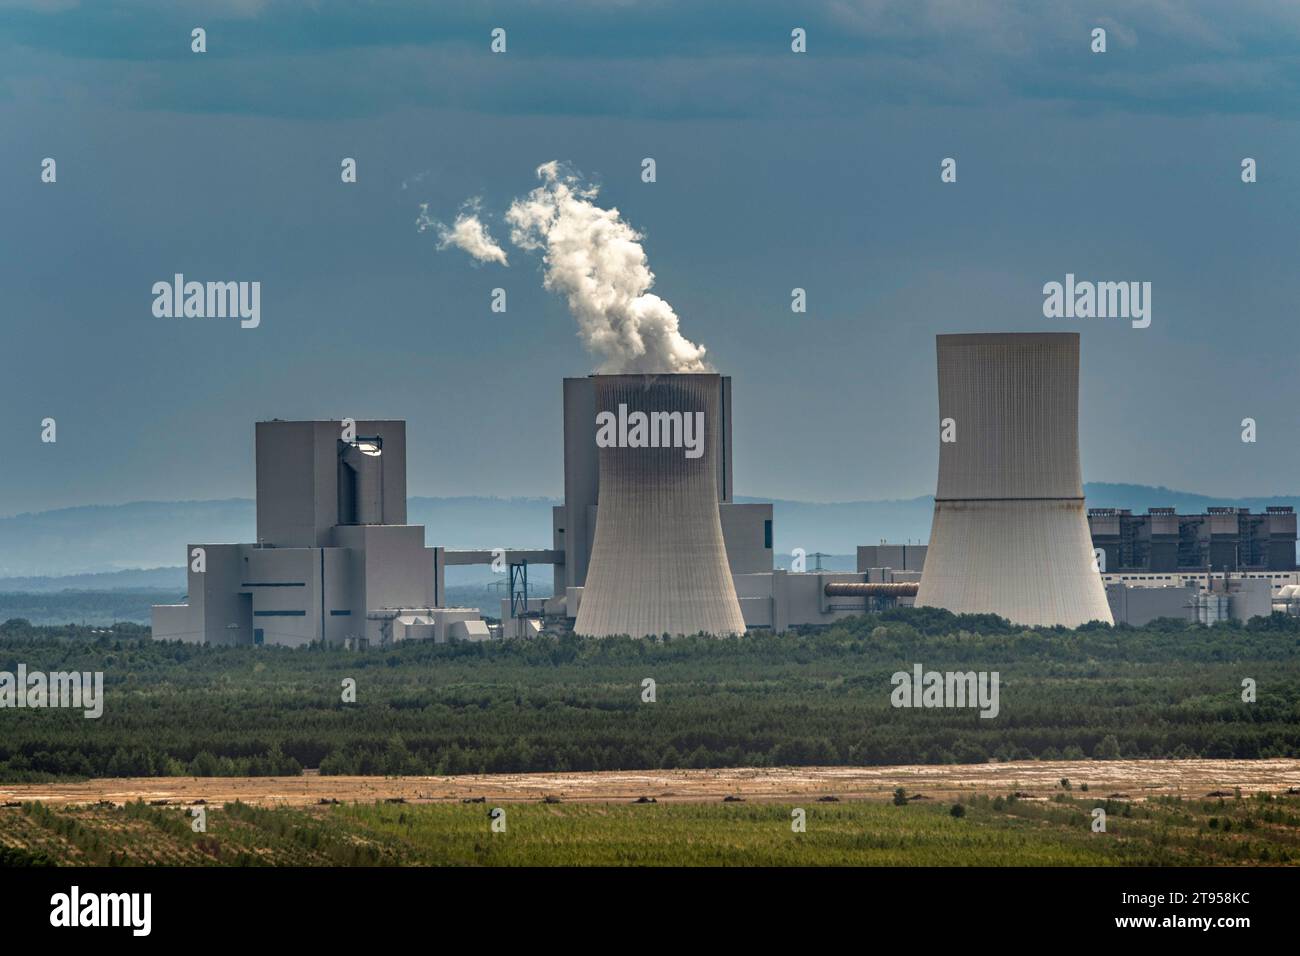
915, 333, 1113, 627
574, 373, 746, 637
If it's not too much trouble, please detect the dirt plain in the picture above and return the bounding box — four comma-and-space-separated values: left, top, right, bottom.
3, 758, 1298, 809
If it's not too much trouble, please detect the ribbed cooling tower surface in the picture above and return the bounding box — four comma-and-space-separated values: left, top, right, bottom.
574, 373, 746, 638
915, 333, 1114, 627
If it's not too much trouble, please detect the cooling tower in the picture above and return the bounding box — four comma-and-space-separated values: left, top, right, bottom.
914, 333, 1113, 627
574, 373, 746, 637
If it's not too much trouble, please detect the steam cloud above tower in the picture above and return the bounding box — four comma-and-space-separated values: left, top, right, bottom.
423, 162, 713, 374
416, 199, 508, 266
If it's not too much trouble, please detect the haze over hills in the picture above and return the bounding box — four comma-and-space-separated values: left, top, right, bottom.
0, 497, 559, 579
2, 483, 1297, 583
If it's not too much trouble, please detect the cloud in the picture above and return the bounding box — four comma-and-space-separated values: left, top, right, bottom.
5, 1, 1300, 120
418, 199, 508, 266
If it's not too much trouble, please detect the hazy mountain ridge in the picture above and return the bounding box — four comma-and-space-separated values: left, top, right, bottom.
2, 484, 1296, 580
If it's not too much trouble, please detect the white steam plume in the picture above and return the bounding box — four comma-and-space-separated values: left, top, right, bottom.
505, 161, 711, 374
418, 199, 508, 266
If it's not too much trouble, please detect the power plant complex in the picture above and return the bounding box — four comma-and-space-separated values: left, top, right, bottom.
152, 332, 1298, 645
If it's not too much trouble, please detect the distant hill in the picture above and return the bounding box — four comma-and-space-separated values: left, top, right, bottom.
0, 499, 254, 578
0, 567, 188, 592
0, 497, 560, 578
1076, 482, 1300, 515
1, 485, 1296, 580
0, 590, 185, 627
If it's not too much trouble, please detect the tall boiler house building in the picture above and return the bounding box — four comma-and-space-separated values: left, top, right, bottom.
151, 420, 485, 646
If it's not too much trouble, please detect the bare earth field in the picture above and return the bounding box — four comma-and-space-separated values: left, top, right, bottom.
4, 758, 1298, 808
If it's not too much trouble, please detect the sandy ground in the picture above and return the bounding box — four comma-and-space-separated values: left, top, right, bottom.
2, 759, 1298, 808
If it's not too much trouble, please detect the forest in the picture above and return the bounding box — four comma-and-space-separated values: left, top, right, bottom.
0, 607, 1297, 781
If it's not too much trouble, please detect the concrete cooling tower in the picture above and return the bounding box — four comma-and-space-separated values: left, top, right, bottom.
914, 332, 1113, 627
573, 373, 747, 638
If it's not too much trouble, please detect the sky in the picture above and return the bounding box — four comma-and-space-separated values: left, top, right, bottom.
2, 0, 1299, 515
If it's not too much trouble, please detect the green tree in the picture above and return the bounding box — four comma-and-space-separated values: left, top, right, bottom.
1093, 735, 1121, 760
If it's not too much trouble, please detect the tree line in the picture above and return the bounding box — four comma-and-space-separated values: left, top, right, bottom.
1, 609, 1297, 781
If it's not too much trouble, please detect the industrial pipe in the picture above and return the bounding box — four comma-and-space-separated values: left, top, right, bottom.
823, 582, 919, 597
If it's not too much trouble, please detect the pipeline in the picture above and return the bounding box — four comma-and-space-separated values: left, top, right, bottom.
823, 582, 919, 597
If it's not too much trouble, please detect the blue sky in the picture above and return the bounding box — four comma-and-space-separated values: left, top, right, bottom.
2, 0, 1299, 514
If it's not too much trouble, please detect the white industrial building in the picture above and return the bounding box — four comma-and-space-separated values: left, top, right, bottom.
151, 420, 488, 646
915, 333, 1114, 628
1102, 572, 1288, 626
